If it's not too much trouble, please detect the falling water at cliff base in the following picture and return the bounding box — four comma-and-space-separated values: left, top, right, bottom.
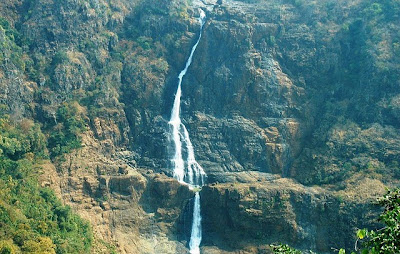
168, 9, 207, 254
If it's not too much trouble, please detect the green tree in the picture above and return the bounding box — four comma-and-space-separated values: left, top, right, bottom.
47, 102, 85, 158
0, 112, 92, 253
356, 188, 400, 253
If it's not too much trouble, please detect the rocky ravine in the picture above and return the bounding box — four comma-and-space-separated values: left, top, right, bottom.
1, 0, 400, 253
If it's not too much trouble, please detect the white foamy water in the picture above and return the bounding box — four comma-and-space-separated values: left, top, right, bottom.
169, 9, 207, 187
168, 9, 207, 254
189, 192, 202, 254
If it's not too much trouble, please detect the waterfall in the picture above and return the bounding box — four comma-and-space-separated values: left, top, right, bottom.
189, 192, 202, 254
168, 9, 207, 254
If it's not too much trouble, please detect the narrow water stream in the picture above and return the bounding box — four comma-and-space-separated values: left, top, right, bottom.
168, 9, 207, 254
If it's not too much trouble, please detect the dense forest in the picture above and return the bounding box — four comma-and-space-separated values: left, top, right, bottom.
0, 109, 91, 253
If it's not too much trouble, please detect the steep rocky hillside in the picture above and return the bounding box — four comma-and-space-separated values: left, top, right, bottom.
1, 0, 399, 253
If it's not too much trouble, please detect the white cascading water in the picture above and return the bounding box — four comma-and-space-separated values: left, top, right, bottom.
189, 192, 202, 253
168, 9, 207, 254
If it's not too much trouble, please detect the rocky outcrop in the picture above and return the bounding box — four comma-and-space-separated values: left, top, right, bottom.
43, 131, 195, 254
187, 113, 301, 182
160, 0, 312, 180
201, 174, 385, 252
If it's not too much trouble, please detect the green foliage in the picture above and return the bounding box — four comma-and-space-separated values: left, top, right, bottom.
270, 244, 301, 254
355, 189, 400, 253
47, 102, 85, 158
22, 237, 55, 253
363, 3, 383, 18
0, 112, 92, 253
169, 0, 190, 21
0, 17, 24, 46
357, 229, 367, 240
96, 239, 117, 254
0, 239, 20, 254
51, 51, 68, 67
289, 0, 304, 8
0, 16, 32, 75
269, 35, 276, 46
136, 36, 153, 50
0, 116, 46, 161
0, 20, 25, 71
336, 249, 357, 254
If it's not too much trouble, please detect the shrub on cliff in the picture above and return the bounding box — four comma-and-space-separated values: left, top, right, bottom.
47, 102, 86, 158
354, 188, 400, 253
270, 244, 301, 254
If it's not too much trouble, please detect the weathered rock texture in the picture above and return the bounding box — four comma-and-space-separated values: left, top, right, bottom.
201, 174, 385, 252
47, 132, 194, 254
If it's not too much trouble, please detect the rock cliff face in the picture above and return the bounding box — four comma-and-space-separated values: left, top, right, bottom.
183, 0, 400, 186
201, 174, 384, 252
1, 0, 400, 253
45, 132, 195, 254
